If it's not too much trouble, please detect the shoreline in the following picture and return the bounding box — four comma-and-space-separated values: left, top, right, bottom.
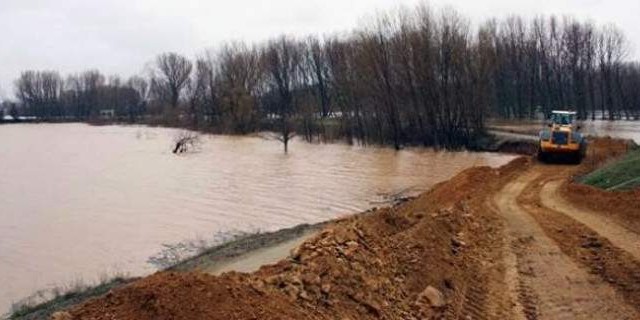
7, 222, 331, 320
2, 119, 541, 155
168, 222, 328, 274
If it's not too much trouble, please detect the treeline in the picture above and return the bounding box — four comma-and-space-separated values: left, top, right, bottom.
7, 4, 640, 150
487, 16, 640, 121
13, 70, 146, 122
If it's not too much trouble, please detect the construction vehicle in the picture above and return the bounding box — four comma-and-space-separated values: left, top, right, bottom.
537, 110, 587, 163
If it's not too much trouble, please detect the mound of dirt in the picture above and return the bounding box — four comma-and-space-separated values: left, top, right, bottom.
66, 272, 311, 320
562, 137, 640, 233
63, 159, 528, 320
562, 184, 640, 233
578, 137, 635, 173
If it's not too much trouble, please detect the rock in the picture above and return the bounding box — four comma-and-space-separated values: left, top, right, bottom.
354, 227, 366, 239
298, 290, 313, 301
417, 286, 446, 308
289, 275, 302, 285
346, 240, 359, 248
451, 237, 467, 247
51, 312, 73, 320
250, 280, 266, 294
301, 273, 321, 286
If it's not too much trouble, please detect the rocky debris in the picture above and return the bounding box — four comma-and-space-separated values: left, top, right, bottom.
416, 286, 447, 308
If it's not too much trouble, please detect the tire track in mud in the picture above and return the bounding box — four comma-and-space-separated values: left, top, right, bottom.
540, 180, 640, 260
494, 169, 639, 320
511, 237, 540, 320
520, 171, 640, 312
443, 273, 490, 320
485, 198, 529, 320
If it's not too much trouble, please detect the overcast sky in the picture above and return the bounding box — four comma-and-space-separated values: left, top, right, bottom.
1, 0, 638, 99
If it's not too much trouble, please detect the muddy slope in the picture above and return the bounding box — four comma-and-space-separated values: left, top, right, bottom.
563, 138, 640, 232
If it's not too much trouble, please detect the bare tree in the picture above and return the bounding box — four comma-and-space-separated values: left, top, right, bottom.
216, 43, 261, 133
14, 70, 63, 119
152, 52, 193, 109
262, 36, 303, 153
81, 70, 105, 118
128, 76, 149, 103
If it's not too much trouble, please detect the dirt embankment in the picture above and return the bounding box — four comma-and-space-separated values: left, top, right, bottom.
59, 160, 528, 319
562, 138, 640, 232
57, 138, 640, 320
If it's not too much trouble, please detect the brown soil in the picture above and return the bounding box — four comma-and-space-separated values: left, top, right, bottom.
562, 137, 640, 233
494, 169, 638, 319
519, 171, 640, 313
67, 273, 313, 320
58, 138, 640, 320
563, 183, 640, 234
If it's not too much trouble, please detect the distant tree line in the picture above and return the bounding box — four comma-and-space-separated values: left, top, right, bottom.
11, 70, 147, 122
485, 16, 640, 121
6, 4, 640, 150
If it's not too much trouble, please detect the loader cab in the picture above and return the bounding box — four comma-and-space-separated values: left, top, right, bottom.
549, 111, 576, 128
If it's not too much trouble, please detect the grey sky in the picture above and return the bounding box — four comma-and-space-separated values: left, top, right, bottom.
1, 0, 638, 100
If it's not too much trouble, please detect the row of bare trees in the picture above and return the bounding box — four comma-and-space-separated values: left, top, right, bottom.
487, 16, 639, 121
9, 4, 640, 150
14, 70, 147, 122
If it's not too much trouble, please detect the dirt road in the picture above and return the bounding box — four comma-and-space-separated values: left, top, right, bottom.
493, 165, 639, 319
58, 138, 640, 320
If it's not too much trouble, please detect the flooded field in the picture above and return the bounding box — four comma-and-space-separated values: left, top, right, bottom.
0, 123, 516, 313
584, 120, 640, 142
489, 119, 640, 143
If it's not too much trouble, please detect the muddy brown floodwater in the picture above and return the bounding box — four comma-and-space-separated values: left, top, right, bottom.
0, 123, 515, 314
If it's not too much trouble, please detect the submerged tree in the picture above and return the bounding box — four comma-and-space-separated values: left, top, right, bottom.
262, 36, 303, 153
172, 131, 201, 154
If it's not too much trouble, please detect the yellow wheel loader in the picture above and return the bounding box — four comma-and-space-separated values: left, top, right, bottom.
537, 111, 587, 164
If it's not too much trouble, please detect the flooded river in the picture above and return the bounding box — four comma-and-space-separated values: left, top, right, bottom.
0, 123, 515, 313
584, 120, 640, 143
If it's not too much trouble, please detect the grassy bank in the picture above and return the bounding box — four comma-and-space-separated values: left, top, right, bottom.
581, 147, 640, 190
